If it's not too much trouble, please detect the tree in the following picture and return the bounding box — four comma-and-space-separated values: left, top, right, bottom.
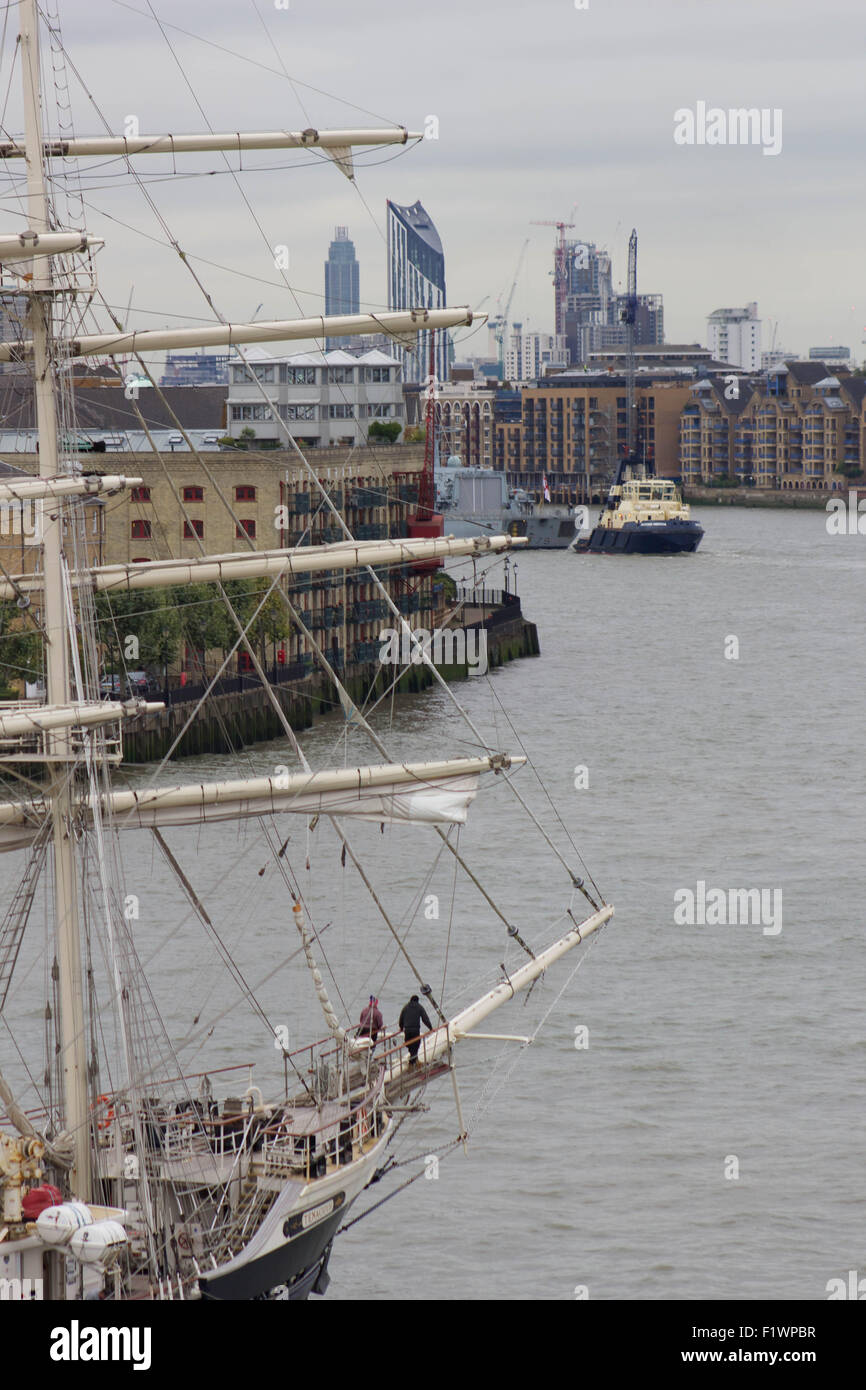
368, 420, 402, 445
222, 578, 290, 663
94, 589, 183, 674
0, 602, 42, 695
403, 425, 425, 444
169, 584, 235, 675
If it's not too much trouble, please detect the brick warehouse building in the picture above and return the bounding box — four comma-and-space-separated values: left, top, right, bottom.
493, 374, 692, 503
0, 445, 446, 685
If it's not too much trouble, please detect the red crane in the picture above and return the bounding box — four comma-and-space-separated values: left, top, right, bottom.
407, 331, 443, 569
531, 218, 576, 338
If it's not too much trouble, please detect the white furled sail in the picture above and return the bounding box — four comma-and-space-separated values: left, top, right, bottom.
0, 126, 421, 160
0, 307, 483, 364
0, 700, 162, 738
0, 231, 102, 261
0, 533, 526, 601
0, 754, 524, 851
0, 475, 142, 503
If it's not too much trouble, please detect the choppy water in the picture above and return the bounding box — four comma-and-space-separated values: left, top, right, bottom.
4, 503, 864, 1300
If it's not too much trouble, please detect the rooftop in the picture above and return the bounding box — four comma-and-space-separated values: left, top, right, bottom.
386, 199, 444, 257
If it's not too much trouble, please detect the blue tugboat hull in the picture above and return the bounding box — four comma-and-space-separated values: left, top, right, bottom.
576, 520, 703, 555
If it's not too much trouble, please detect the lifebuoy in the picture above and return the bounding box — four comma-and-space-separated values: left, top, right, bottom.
91, 1094, 115, 1131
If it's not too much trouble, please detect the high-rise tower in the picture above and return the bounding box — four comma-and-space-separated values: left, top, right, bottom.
324, 226, 359, 349
386, 200, 449, 384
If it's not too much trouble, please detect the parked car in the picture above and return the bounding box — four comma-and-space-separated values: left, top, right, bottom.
125, 671, 152, 697
99, 671, 155, 699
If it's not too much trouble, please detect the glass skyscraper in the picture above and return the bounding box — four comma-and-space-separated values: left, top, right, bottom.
324, 226, 359, 349
386, 200, 449, 384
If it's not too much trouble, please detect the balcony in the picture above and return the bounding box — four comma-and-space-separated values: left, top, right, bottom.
350, 599, 389, 623
348, 487, 380, 508
353, 523, 389, 540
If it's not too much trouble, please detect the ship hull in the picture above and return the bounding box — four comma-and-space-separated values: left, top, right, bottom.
196, 1125, 390, 1301
197, 1202, 344, 1301
575, 520, 703, 555
503, 514, 576, 549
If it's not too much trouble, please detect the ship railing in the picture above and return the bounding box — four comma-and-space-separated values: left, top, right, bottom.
258, 1070, 386, 1182
83, 1064, 259, 1159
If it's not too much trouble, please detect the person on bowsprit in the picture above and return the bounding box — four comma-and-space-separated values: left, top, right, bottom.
358, 995, 383, 1045
398, 994, 433, 1066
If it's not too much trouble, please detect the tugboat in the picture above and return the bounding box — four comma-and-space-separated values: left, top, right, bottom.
573, 226, 703, 555
573, 460, 703, 555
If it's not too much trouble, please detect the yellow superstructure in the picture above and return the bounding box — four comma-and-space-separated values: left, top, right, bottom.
599, 477, 692, 531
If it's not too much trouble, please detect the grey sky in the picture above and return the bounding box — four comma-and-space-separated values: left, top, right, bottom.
7, 0, 862, 362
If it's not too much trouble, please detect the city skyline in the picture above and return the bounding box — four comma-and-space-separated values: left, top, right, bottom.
32, 1, 862, 369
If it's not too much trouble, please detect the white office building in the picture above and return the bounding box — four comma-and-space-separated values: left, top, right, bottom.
504, 327, 570, 381
706, 303, 762, 370
227, 348, 404, 448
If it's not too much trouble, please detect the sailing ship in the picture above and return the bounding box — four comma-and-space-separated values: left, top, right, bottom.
0, 0, 614, 1301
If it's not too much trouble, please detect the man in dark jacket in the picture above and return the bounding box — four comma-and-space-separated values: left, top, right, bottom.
398, 994, 433, 1065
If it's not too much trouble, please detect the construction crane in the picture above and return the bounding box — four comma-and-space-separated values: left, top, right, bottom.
619, 228, 641, 472
530, 218, 576, 338
492, 238, 529, 376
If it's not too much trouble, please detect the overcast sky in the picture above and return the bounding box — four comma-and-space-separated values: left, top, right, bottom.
3, 0, 862, 363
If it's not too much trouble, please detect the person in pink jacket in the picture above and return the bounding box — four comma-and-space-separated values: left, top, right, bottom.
358, 996, 383, 1045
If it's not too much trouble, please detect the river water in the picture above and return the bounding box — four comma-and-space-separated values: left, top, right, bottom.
4, 503, 863, 1300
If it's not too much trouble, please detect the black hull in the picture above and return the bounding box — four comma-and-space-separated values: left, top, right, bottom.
576, 521, 703, 555
198, 1203, 344, 1301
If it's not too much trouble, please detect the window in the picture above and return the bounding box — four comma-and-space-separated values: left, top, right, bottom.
363, 366, 391, 383
183, 519, 204, 538
130, 486, 151, 502
183, 486, 204, 501
236, 519, 256, 539
131, 519, 151, 539
329, 404, 354, 419
283, 365, 316, 385
281, 404, 316, 422
229, 362, 275, 384
235, 485, 257, 501
328, 366, 354, 384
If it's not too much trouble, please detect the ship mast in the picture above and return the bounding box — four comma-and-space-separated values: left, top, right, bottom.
19, 0, 91, 1198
